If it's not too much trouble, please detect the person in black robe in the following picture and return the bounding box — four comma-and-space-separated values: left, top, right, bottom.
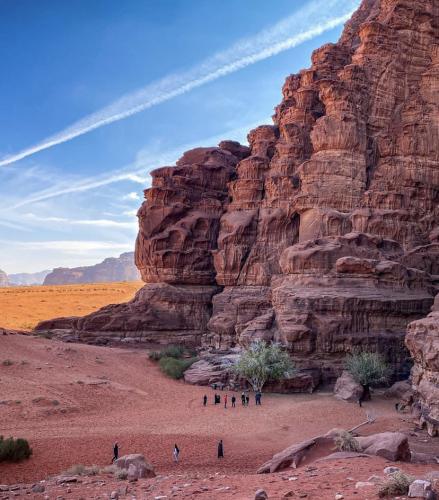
203, 394, 208, 406
112, 442, 119, 463
217, 439, 224, 458
231, 395, 236, 407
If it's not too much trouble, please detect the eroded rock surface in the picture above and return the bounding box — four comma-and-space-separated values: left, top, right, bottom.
37, 0, 438, 384
406, 296, 439, 437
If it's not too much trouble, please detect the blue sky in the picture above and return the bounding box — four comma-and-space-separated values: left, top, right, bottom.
0, 0, 360, 273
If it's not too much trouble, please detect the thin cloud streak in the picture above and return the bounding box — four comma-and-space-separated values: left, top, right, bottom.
6, 120, 262, 210
0, 0, 359, 167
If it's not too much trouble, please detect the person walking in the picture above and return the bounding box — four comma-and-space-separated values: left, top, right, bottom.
203, 394, 208, 406
241, 392, 246, 406
173, 444, 180, 463
246, 394, 250, 406
231, 395, 236, 407
256, 391, 262, 405
224, 394, 228, 408
217, 440, 224, 459
112, 442, 119, 463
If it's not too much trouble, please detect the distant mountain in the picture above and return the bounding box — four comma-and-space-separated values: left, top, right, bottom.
43, 252, 140, 285
8, 270, 51, 286
0, 269, 9, 287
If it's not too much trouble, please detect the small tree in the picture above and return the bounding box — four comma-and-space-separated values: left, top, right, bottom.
233, 340, 295, 392
346, 351, 391, 401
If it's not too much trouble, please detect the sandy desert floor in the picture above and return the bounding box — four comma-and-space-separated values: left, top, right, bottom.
1, 333, 438, 498
0, 282, 143, 330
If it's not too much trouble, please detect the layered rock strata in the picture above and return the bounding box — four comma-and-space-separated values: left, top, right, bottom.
406, 296, 439, 436
36, 0, 438, 384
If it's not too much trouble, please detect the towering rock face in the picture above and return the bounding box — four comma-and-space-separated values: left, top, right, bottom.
43, 252, 140, 285
37, 0, 438, 382
406, 296, 439, 437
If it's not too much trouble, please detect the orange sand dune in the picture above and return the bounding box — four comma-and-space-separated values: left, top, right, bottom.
0, 281, 143, 331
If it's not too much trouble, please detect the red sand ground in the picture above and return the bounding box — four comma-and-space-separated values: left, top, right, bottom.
0, 334, 438, 499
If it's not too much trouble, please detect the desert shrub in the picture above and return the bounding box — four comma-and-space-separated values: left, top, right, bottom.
334, 430, 360, 452
101, 464, 118, 475
115, 468, 128, 480
149, 344, 187, 361
378, 471, 414, 497
148, 350, 162, 361
233, 340, 295, 392
64, 464, 100, 476
159, 356, 198, 379
346, 351, 391, 400
2, 359, 13, 366
162, 344, 185, 358
0, 436, 32, 462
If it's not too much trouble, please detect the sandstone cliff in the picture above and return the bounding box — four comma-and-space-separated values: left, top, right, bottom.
406, 295, 439, 436
8, 270, 51, 286
36, 0, 438, 384
43, 252, 140, 285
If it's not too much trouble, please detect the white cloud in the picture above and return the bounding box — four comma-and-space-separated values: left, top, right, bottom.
123, 192, 140, 201
23, 213, 138, 230
2, 240, 133, 253
123, 209, 138, 217
0, 0, 359, 167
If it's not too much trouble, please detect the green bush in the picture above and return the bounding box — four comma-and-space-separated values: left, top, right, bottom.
0, 436, 32, 462
378, 471, 414, 497
158, 356, 198, 379
149, 344, 186, 361
148, 350, 162, 361
334, 430, 360, 452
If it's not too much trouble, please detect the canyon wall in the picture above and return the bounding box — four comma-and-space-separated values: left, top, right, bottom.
36, 0, 438, 383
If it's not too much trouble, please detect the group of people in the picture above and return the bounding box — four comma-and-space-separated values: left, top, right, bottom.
110, 386, 260, 465
203, 390, 262, 408
112, 440, 224, 464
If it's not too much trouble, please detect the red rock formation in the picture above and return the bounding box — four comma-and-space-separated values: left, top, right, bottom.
43, 252, 140, 285
406, 295, 439, 436
37, 0, 438, 383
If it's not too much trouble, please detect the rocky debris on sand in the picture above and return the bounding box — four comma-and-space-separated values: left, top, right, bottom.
384, 380, 412, 400
114, 454, 155, 480
406, 295, 439, 437
333, 371, 363, 402
408, 479, 433, 498
356, 432, 411, 462
259, 430, 412, 473
255, 489, 268, 499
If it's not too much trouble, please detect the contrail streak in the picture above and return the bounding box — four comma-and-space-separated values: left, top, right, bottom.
0, 0, 359, 167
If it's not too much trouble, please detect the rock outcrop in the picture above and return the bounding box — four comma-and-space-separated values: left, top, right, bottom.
43, 252, 140, 285
8, 270, 50, 286
37, 0, 438, 384
0, 269, 9, 287
406, 295, 439, 436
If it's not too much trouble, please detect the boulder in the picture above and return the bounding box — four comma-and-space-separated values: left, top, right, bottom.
255, 489, 268, 500
114, 454, 155, 479
384, 380, 413, 403
356, 432, 411, 461
408, 480, 432, 498
333, 371, 362, 402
